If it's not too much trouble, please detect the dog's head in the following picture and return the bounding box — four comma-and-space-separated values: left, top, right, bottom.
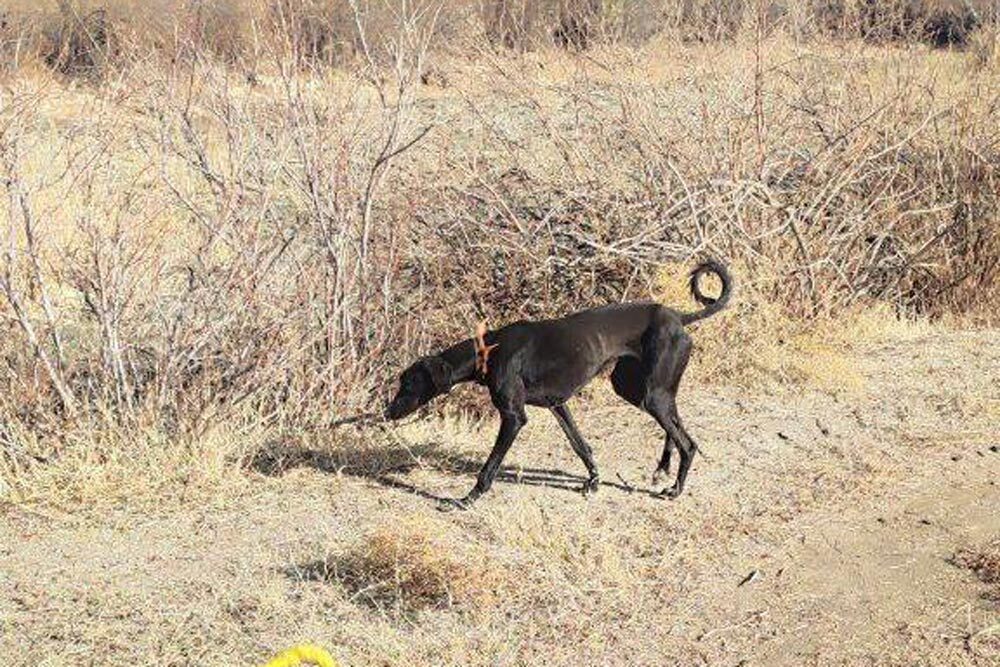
385, 355, 453, 420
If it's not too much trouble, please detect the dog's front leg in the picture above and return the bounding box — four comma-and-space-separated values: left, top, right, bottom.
550, 404, 600, 495
441, 406, 526, 512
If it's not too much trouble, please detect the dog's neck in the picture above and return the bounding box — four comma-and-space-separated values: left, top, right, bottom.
438, 339, 479, 387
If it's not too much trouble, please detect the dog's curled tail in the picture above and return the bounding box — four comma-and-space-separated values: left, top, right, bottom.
682, 259, 733, 325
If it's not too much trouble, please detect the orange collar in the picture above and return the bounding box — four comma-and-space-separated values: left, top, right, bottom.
474, 320, 498, 377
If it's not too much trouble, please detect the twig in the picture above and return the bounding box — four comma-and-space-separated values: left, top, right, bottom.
615, 472, 635, 493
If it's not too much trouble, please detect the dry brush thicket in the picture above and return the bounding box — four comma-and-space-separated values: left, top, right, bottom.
1, 1, 998, 76
0, 2, 997, 495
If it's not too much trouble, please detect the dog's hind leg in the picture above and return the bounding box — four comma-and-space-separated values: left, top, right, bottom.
550, 404, 600, 495
611, 356, 675, 485
652, 436, 676, 486
642, 328, 698, 498
648, 397, 697, 498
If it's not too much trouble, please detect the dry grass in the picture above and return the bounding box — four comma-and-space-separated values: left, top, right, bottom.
0, 418, 258, 510
954, 540, 1000, 601
319, 516, 501, 613
652, 261, 938, 393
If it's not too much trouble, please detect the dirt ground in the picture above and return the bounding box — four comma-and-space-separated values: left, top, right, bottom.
1, 329, 998, 666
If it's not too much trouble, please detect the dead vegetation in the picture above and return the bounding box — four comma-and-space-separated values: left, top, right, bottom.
2, 2, 997, 79
0, 2, 997, 506
953, 540, 1000, 605
308, 517, 500, 613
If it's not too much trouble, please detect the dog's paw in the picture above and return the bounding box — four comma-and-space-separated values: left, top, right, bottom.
654, 484, 683, 500
437, 497, 470, 513
651, 468, 666, 486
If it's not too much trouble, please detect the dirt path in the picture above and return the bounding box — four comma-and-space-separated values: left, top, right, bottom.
759, 474, 999, 665
1, 330, 998, 666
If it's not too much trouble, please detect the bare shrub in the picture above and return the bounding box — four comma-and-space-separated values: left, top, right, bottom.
413, 44, 997, 317
0, 1, 444, 436
3, 1, 998, 81
968, 20, 1000, 67
923, 3, 982, 46
680, 0, 749, 41
266, 0, 359, 68
41, 3, 115, 79
484, 0, 604, 50
811, 0, 992, 46
0, 9, 30, 74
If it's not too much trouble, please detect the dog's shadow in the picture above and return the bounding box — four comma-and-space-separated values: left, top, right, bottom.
248, 437, 659, 504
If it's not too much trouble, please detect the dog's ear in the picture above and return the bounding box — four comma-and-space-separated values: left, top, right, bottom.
419, 356, 453, 393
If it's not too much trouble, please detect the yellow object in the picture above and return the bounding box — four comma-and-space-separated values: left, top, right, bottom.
261, 644, 338, 667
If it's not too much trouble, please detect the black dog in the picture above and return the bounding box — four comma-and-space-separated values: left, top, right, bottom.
386, 260, 732, 510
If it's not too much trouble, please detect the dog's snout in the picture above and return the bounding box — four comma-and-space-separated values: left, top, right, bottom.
385, 397, 409, 421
